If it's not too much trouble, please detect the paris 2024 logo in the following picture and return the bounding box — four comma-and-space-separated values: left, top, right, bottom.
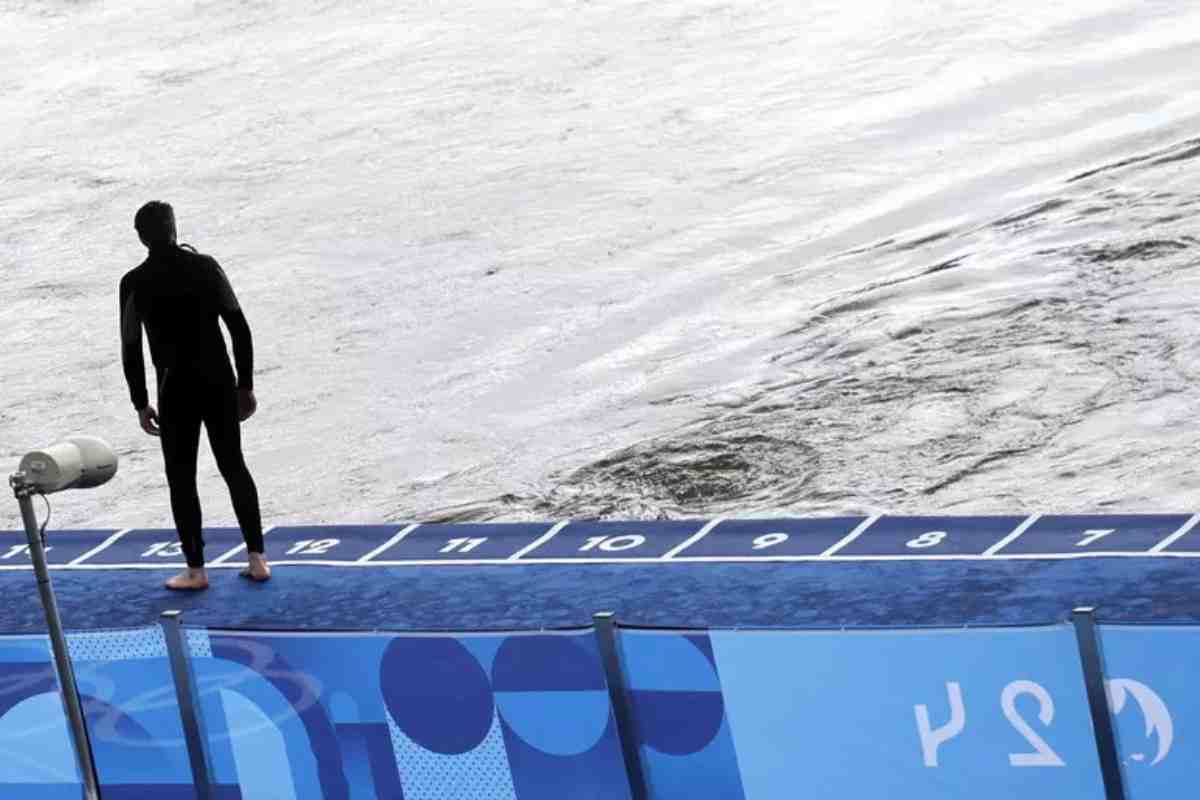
1107, 679, 1173, 766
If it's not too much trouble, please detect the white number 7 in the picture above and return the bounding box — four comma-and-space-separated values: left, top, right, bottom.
1076, 529, 1115, 548
2, 544, 37, 560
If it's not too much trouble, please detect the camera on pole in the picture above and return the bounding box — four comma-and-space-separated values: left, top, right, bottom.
9, 434, 118, 800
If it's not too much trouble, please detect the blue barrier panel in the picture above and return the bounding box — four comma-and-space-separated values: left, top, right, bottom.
184, 626, 633, 799
1096, 623, 1200, 799
0, 634, 81, 799
0, 627, 201, 799
617, 624, 1107, 799
69, 627, 204, 798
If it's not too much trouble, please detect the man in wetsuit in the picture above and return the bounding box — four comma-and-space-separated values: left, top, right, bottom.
120, 201, 271, 590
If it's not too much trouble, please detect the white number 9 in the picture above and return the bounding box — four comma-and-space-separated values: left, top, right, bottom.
752, 533, 789, 550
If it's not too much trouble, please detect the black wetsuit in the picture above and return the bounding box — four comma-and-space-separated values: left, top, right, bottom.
119, 243, 263, 567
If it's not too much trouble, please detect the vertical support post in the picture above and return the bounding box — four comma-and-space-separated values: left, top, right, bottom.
12, 481, 102, 800
1072, 607, 1127, 800
160, 611, 212, 799
593, 612, 648, 800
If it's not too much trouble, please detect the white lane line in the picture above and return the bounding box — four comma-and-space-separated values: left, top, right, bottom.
509, 520, 569, 561
983, 514, 1041, 556
820, 514, 880, 557
31, 549, 1200, 570
211, 526, 278, 565
1149, 513, 1200, 554
357, 523, 420, 562
67, 528, 132, 565
663, 518, 725, 560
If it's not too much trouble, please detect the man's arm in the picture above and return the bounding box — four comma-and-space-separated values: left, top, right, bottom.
120, 274, 160, 435
210, 260, 257, 421
119, 275, 149, 410
211, 261, 253, 391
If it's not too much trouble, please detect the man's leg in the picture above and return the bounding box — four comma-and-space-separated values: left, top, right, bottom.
159, 382, 209, 590
204, 381, 269, 580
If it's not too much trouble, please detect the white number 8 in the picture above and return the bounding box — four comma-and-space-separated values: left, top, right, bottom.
907, 531, 947, 549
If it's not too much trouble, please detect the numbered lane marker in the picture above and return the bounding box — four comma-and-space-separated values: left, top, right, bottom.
676, 518, 868, 559
838, 516, 1027, 558
1075, 529, 1115, 548
266, 525, 415, 563
286, 539, 341, 556
579, 534, 646, 553
527, 520, 706, 560
752, 533, 789, 550
142, 541, 184, 558
1001, 514, 1190, 556
906, 531, 948, 549
73, 528, 236, 567
2, 544, 47, 559
440, 537, 487, 554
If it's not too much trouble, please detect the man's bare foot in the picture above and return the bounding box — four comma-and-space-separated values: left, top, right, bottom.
240, 551, 271, 582
165, 568, 209, 591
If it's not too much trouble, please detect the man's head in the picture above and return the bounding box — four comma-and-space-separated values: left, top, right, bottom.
134, 201, 177, 248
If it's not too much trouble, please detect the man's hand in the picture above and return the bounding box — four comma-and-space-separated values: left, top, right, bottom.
138, 405, 160, 436
238, 388, 257, 422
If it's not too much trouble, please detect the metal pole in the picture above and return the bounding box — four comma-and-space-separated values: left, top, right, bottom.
10, 473, 102, 799
1071, 607, 1127, 800
160, 611, 213, 799
593, 612, 648, 800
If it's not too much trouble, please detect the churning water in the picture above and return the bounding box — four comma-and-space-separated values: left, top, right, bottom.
3, 0, 1200, 529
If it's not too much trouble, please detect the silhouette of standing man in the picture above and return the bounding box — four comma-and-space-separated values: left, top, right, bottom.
120, 201, 271, 590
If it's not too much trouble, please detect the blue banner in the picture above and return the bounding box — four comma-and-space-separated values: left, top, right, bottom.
1097, 623, 1200, 799
0, 634, 81, 799
619, 625, 1107, 799
185, 626, 632, 799
9, 617, 1200, 798
0, 627, 198, 799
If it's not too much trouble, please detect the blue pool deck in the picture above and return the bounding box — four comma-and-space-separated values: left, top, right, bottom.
3, 514, 1200, 632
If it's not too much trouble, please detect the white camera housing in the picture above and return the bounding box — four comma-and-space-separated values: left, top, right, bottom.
18, 436, 118, 493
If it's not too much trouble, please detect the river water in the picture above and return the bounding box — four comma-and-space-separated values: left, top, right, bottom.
2, 0, 1199, 530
